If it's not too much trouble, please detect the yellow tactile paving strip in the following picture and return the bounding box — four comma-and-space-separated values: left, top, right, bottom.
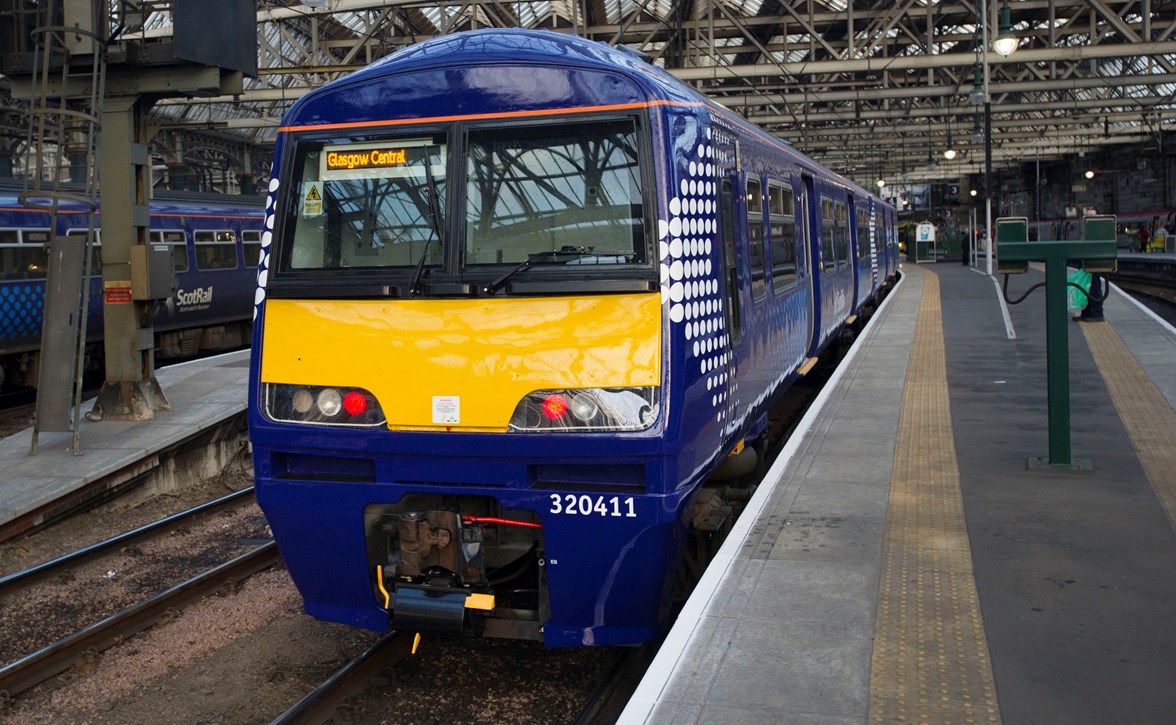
1080, 320, 1176, 531
868, 267, 1001, 725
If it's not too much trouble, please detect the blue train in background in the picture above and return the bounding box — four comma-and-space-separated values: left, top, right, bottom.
0, 184, 264, 389
249, 29, 898, 648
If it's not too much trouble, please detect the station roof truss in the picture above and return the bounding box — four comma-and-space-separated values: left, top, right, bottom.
2, 0, 1174, 189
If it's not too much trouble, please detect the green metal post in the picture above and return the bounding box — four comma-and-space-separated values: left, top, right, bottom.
996, 217, 1117, 469
1043, 250, 1071, 466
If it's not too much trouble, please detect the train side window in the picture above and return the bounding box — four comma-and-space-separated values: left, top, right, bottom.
767, 182, 796, 288
2, 247, 29, 280
820, 197, 836, 270
3, 229, 49, 279
720, 179, 742, 347
195, 230, 238, 270
152, 230, 189, 272
243, 230, 262, 268
746, 175, 766, 301
65, 228, 102, 274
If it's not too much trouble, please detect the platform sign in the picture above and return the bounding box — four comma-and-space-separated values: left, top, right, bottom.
914, 222, 937, 263
103, 280, 133, 304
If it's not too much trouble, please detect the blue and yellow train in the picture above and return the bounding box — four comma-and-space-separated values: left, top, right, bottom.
248, 29, 898, 647
0, 185, 264, 389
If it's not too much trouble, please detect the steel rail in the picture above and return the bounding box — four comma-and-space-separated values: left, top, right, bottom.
0, 542, 279, 702
270, 631, 414, 725
0, 486, 256, 589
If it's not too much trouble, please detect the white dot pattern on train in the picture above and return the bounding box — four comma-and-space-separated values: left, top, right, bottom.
253, 176, 279, 321
658, 128, 731, 424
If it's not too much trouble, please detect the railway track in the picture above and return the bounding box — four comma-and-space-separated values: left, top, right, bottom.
270, 631, 417, 724
1111, 276, 1176, 325
0, 488, 276, 707
0, 400, 34, 437
268, 631, 646, 725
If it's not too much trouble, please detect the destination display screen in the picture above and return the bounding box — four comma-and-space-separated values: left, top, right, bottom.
319, 140, 444, 181
325, 147, 409, 172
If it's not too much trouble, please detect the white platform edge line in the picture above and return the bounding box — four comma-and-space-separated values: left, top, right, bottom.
987, 274, 1018, 340
156, 348, 251, 373
1109, 281, 1176, 337
618, 268, 912, 724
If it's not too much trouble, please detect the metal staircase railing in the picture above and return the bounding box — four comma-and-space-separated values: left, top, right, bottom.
8, 3, 110, 455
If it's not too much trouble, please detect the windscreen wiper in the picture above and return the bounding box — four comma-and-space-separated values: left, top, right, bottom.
408, 151, 445, 295
482, 247, 596, 295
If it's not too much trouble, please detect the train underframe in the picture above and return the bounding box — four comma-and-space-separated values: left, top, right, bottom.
358, 449, 773, 645
366, 494, 549, 641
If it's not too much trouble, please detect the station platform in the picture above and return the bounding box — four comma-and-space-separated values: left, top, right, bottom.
0, 350, 249, 542
622, 263, 1176, 723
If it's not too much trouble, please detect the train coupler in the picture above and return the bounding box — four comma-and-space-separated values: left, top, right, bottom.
388, 581, 496, 636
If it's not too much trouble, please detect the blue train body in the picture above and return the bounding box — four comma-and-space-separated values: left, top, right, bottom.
0, 187, 264, 387
248, 29, 897, 647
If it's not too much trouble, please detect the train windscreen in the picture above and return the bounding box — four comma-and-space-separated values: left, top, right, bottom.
274, 117, 654, 294
281, 134, 448, 272
464, 119, 646, 266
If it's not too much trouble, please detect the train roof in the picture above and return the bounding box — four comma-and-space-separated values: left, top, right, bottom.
300, 28, 695, 107
0, 180, 264, 217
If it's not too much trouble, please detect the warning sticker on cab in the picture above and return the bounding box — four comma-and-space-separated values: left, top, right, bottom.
303, 181, 323, 217
432, 396, 460, 425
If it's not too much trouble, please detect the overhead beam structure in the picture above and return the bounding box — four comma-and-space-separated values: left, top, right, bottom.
2, 0, 1174, 190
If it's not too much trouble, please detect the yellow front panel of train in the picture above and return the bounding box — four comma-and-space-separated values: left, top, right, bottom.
260, 294, 662, 430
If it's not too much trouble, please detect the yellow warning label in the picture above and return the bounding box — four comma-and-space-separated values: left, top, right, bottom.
303, 181, 324, 217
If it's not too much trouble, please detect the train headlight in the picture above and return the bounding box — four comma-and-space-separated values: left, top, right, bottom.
568, 393, 600, 422
292, 388, 314, 414
317, 389, 343, 416
508, 387, 658, 432
263, 383, 387, 427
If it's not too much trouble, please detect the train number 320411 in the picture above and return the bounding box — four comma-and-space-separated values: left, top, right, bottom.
549, 494, 637, 518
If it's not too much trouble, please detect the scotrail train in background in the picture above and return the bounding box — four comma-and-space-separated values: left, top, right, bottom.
248, 28, 899, 648
0, 184, 265, 390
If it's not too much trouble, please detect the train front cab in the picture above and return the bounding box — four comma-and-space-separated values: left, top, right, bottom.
249, 72, 733, 647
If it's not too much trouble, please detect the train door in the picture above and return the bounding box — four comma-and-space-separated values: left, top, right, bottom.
848, 195, 861, 312
802, 173, 820, 357
714, 129, 743, 431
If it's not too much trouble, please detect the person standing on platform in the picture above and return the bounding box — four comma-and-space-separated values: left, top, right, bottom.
1138, 225, 1150, 252
1154, 224, 1167, 254
1081, 272, 1105, 321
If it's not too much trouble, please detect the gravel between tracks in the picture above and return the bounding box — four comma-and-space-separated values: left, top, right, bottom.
6, 565, 620, 724
0, 500, 270, 666
4, 568, 380, 724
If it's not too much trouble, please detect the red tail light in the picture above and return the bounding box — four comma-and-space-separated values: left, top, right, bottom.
343, 391, 367, 415
541, 394, 568, 420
